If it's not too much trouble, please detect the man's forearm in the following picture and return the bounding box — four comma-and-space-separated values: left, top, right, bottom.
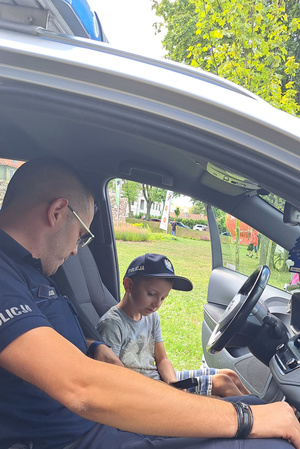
2, 327, 300, 447
76, 360, 238, 438
0, 328, 237, 438
78, 362, 300, 447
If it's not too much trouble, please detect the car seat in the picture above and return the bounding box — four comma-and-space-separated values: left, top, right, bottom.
52, 246, 118, 339
7, 444, 33, 449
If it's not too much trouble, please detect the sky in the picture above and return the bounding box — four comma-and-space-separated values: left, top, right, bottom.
88, 1, 192, 208
89, 0, 166, 59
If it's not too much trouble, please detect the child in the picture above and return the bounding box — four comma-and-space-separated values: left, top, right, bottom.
98, 253, 249, 397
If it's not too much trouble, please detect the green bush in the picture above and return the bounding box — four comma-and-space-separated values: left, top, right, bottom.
126, 217, 142, 224
124, 218, 210, 241
128, 216, 208, 229
178, 218, 208, 228
114, 223, 151, 241
149, 233, 177, 242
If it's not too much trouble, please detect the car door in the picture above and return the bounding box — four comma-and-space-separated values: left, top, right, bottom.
202, 201, 297, 403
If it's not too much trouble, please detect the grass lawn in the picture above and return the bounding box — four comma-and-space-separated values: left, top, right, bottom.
116, 239, 212, 371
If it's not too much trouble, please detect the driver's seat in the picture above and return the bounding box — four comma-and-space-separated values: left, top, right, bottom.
52, 246, 118, 338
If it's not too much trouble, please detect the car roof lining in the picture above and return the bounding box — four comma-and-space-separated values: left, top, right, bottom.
0, 80, 299, 257
1, 79, 300, 212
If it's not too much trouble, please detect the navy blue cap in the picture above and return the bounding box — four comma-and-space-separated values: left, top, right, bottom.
124, 253, 193, 291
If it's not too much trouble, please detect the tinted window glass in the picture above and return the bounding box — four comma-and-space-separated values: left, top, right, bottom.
217, 208, 294, 290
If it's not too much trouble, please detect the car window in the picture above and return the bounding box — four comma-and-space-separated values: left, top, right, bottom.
108, 178, 212, 371
259, 193, 285, 212
216, 205, 295, 290
0, 159, 24, 207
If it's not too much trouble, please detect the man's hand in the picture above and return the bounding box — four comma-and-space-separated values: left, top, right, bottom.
251, 401, 300, 449
94, 344, 124, 366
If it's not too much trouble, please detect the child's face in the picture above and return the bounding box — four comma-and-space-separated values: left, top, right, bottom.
129, 277, 173, 316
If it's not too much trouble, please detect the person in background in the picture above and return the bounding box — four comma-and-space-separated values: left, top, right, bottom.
171, 220, 177, 235
247, 230, 259, 258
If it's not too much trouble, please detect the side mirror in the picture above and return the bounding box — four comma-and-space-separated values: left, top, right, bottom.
283, 202, 300, 226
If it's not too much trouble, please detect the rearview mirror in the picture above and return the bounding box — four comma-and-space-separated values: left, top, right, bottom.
283, 202, 300, 226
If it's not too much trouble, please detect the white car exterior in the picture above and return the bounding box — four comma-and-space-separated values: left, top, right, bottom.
193, 224, 208, 231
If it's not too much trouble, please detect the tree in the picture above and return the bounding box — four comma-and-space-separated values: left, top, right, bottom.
152, 0, 198, 64
122, 180, 141, 217
213, 207, 227, 233
174, 206, 181, 220
235, 219, 241, 270
283, 1, 300, 105
142, 184, 166, 220
152, 0, 300, 115
261, 192, 285, 212
189, 200, 206, 215
152, 0, 299, 265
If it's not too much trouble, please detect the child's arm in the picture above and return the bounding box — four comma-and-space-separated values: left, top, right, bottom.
97, 318, 124, 366
155, 341, 177, 384
86, 338, 123, 366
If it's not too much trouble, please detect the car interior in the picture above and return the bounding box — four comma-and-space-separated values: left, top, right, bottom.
1, 81, 300, 407
1, 6, 300, 442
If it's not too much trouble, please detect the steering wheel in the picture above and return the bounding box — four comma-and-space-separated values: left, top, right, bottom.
207, 265, 270, 354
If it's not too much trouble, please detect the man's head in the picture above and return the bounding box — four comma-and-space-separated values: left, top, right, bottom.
2, 157, 92, 214
0, 157, 94, 275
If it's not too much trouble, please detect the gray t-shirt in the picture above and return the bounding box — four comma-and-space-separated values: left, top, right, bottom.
98, 305, 163, 380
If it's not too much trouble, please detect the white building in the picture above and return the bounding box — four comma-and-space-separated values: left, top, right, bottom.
128, 192, 193, 218
129, 191, 163, 218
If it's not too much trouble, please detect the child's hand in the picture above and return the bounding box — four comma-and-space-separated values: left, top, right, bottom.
167, 378, 178, 385
94, 345, 124, 367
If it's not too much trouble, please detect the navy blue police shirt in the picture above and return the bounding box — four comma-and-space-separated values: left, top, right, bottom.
0, 230, 96, 449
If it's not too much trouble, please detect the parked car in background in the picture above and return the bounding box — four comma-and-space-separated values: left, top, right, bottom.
176, 222, 191, 229
193, 224, 208, 231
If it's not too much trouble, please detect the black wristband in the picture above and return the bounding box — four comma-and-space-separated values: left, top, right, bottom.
87, 341, 107, 358
232, 402, 253, 439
